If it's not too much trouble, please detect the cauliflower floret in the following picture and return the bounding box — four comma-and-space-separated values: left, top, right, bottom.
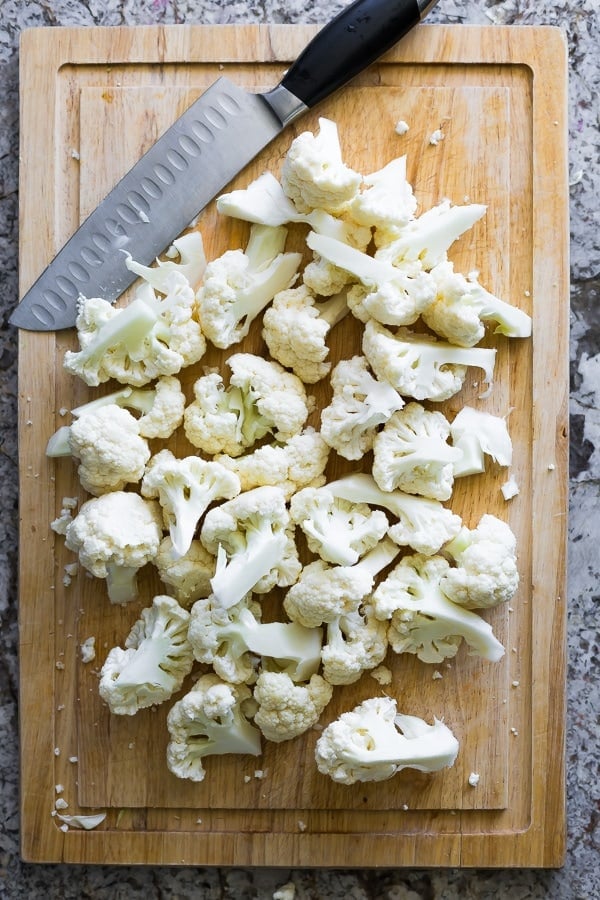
289, 486, 389, 567
372, 553, 505, 664
283, 538, 399, 628
253, 671, 333, 743
64, 272, 206, 387
200, 486, 301, 608
262, 284, 349, 383
362, 320, 497, 402
154, 536, 216, 608
440, 514, 519, 609
64, 492, 163, 605
350, 156, 418, 242
166, 673, 261, 782
306, 231, 436, 327
450, 406, 513, 478
124, 230, 207, 293
215, 429, 330, 499
281, 117, 362, 214
320, 356, 404, 461
184, 355, 310, 458
98, 595, 194, 715
141, 449, 241, 558
315, 696, 459, 784
189, 594, 322, 685
196, 223, 302, 350
66, 404, 150, 496
321, 604, 389, 686
328, 473, 463, 556
423, 260, 532, 347
372, 402, 462, 500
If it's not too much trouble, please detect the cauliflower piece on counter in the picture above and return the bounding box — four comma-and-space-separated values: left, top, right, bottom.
98, 595, 194, 715
450, 406, 513, 478
281, 117, 362, 214
327, 473, 462, 556
423, 260, 532, 347
141, 449, 241, 558
183, 354, 310, 457
196, 223, 302, 350
440, 514, 519, 609
315, 696, 459, 784
189, 594, 323, 685
166, 673, 261, 782
262, 284, 349, 383
283, 538, 399, 629
372, 402, 463, 500
320, 356, 404, 461
64, 272, 206, 387
124, 230, 207, 293
253, 672, 333, 743
372, 553, 505, 664
154, 537, 216, 608
64, 491, 162, 605
201, 486, 300, 608
215, 429, 330, 499
350, 155, 418, 244
289, 485, 389, 567
362, 320, 497, 402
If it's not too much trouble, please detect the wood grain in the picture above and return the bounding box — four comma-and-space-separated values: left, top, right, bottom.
17, 24, 569, 867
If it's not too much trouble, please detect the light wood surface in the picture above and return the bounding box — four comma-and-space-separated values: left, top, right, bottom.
17, 23, 569, 867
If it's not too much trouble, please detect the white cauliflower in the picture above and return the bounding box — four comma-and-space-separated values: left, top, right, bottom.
98, 595, 194, 715
289, 485, 389, 567
440, 514, 519, 609
372, 402, 462, 500
65, 404, 150, 496
253, 671, 333, 743
166, 673, 261, 782
350, 155, 418, 243
183, 354, 310, 457
423, 260, 532, 347
372, 553, 505, 664
188, 594, 322, 685
315, 696, 459, 784
261, 284, 349, 383
200, 486, 301, 608
124, 230, 207, 293
281, 117, 362, 214
320, 356, 404, 461
321, 604, 389, 686
64, 272, 206, 387
141, 449, 240, 558
196, 223, 302, 349
328, 473, 463, 557
362, 320, 497, 402
215, 429, 330, 499
450, 406, 513, 478
283, 538, 399, 628
64, 491, 163, 604
154, 536, 216, 608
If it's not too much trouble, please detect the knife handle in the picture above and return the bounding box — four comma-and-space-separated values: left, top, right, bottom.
280, 0, 430, 109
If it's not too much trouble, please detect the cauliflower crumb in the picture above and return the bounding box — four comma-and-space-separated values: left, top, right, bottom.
196, 817, 203, 824
254, 769, 266, 780
273, 882, 296, 900
298, 820, 307, 832
432, 670, 443, 680
370, 665, 393, 686
402, 803, 409, 811
429, 128, 444, 145
547, 463, 556, 471
59, 407, 69, 417
60, 823, 69, 833
501, 475, 520, 500
244, 775, 252, 784
68, 756, 78, 764
55, 661, 65, 670
70, 149, 80, 160
524, 289, 531, 297
394, 119, 410, 135
80, 636, 96, 664
510, 727, 519, 736
468, 772, 480, 787
62, 497, 79, 509
512, 680, 520, 687
55, 784, 64, 794
55, 798, 69, 810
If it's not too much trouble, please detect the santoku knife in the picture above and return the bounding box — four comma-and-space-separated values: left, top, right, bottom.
11, 0, 439, 331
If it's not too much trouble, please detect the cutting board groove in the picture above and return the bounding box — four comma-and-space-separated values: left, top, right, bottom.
17, 23, 568, 867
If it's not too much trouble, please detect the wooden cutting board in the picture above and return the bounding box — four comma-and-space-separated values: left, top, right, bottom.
16, 23, 569, 867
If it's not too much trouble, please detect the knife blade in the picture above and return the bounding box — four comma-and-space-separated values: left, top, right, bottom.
11, 0, 439, 331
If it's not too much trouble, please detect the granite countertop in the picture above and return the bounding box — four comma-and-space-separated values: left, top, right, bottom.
0, 0, 598, 897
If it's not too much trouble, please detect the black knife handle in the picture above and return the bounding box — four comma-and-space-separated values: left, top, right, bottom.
281, 0, 423, 109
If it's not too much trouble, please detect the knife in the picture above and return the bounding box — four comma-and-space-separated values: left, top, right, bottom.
11, 0, 439, 331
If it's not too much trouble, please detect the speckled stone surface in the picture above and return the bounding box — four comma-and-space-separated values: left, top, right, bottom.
0, 0, 598, 897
